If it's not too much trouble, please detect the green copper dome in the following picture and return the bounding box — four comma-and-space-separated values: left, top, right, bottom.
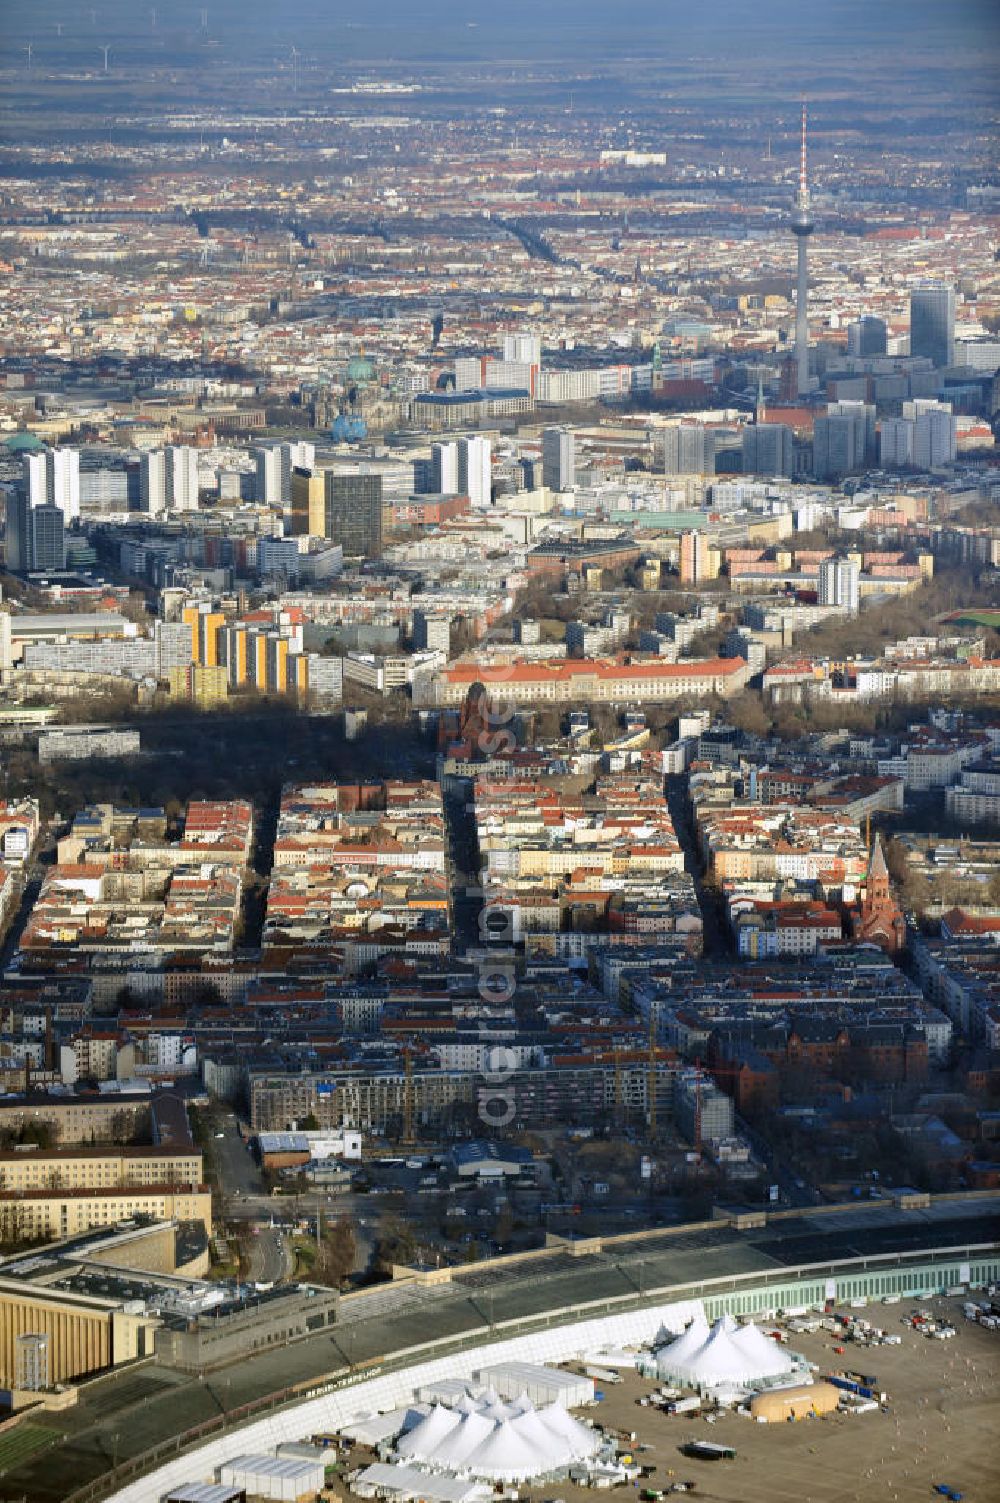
346, 355, 375, 385
3, 432, 46, 452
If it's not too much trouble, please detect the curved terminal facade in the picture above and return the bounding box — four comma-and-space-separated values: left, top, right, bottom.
39, 1193, 998, 1503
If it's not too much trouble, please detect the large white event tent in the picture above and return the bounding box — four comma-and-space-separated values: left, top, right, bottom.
656, 1313, 796, 1391
389, 1397, 601, 1483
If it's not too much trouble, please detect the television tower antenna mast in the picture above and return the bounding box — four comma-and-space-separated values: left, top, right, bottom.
789, 99, 814, 398
798, 99, 810, 211
101, 44, 110, 72
25, 43, 33, 72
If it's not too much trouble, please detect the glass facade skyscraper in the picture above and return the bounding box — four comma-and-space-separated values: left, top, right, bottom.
910, 283, 955, 368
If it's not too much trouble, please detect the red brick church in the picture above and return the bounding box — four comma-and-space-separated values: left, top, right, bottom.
846, 837, 906, 954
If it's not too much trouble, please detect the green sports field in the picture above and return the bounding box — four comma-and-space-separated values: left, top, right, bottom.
943, 609, 1000, 629
0, 1421, 56, 1475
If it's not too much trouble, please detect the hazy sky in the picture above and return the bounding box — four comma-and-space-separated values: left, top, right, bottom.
5, 0, 1000, 61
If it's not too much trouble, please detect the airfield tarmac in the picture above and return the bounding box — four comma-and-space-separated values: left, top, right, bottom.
535, 1296, 1000, 1503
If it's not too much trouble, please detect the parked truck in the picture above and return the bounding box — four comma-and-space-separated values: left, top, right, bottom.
667, 1397, 702, 1416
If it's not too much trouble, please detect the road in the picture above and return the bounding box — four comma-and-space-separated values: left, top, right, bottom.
246, 1225, 292, 1284
0, 826, 56, 969
443, 787, 482, 952
228, 1191, 377, 1276
664, 773, 731, 957
210, 1113, 264, 1199
209, 1113, 375, 1276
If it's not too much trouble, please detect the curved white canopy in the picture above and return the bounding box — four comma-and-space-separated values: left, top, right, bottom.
656, 1315, 795, 1389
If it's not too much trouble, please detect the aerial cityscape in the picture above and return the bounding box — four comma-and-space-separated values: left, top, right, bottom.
0, 2, 998, 1500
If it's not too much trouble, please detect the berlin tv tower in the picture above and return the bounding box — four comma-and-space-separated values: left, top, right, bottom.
789, 102, 814, 397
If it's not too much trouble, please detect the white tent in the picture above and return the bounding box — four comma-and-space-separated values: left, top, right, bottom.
509, 1407, 573, 1467
655, 1314, 796, 1391
730, 1322, 796, 1379
395, 1405, 463, 1460
386, 1390, 601, 1485
654, 1314, 709, 1374
429, 1412, 496, 1469
464, 1420, 543, 1482
536, 1404, 600, 1460
341, 1408, 428, 1447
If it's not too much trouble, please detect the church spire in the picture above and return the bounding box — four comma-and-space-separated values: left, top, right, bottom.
869, 836, 889, 885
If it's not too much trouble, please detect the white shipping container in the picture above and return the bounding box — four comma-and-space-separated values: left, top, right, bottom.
218, 1453, 325, 1502
474, 1362, 594, 1408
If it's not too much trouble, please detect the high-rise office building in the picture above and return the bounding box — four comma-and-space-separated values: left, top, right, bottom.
679, 531, 719, 585
952, 337, 1000, 372
818, 556, 860, 615
878, 417, 913, 469
254, 446, 283, 507
813, 414, 861, 481
289, 467, 326, 536
830, 400, 876, 463
164, 447, 200, 512
542, 428, 575, 492
412, 609, 452, 653
182, 604, 226, 667
663, 423, 710, 475
139, 450, 167, 514
742, 423, 794, 478
907, 401, 957, 470
23, 448, 80, 522
6, 494, 65, 573
847, 316, 888, 358
324, 473, 383, 557
789, 103, 815, 397
813, 402, 874, 481
255, 442, 315, 509
4, 492, 29, 573
502, 333, 541, 366
49, 449, 80, 522
431, 442, 459, 494
879, 402, 957, 471
909, 283, 955, 369
457, 436, 491, 508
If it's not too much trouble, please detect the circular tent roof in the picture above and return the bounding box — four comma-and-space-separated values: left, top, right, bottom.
656, 1313, 796, 1390
3, 432, 45, 452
